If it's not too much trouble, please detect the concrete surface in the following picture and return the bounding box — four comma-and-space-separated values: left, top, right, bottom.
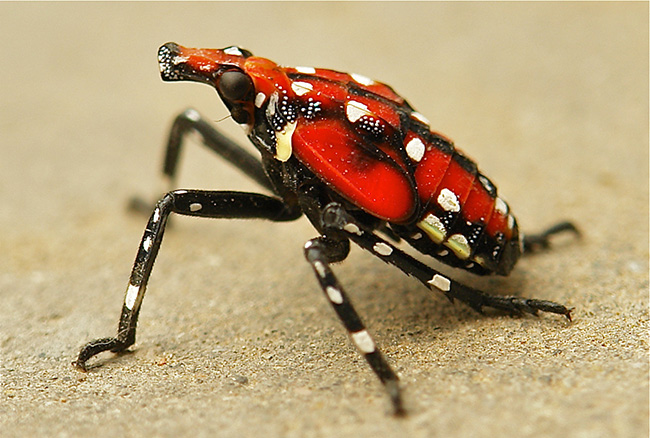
1, 3, 647, 438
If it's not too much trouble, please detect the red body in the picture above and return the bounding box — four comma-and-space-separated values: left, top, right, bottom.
158, 44, 522, 275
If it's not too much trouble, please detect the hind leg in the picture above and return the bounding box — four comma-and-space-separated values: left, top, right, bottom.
319, 203, 573, 320
523, 221, 580, 254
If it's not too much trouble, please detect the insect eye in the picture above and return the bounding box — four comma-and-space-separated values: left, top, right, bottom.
218, 70, 253, 102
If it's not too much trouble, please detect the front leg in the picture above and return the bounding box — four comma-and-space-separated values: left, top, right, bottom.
161, 109, 273, 191
75, 189, 301, 370
130, 109, 275, 214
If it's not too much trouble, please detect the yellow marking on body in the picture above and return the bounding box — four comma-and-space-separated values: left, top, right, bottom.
417, 214, 446, 244
275, 120, 297, 162
446, 234, 471, 259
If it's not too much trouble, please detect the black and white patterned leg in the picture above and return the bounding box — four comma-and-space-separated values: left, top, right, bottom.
303, 235, 406, 416
320, 203, 573, 321
75, 189, 301, 370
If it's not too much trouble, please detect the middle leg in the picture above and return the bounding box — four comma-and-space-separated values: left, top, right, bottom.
303, 233, 406, 416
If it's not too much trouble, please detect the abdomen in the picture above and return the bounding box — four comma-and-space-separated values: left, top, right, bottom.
396, 120, 522, 276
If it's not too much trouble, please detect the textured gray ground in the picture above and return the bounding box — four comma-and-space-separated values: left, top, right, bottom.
1, 3, 648, 438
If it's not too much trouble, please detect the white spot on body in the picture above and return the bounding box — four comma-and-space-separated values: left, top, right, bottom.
172, 55, 189, 65
345, 100, 371, 123
190, 203, 203, 212
479, 175, 494, 194
406, 137, 426, 162
326, 286, 343, 304
295, 66, 316, 74
507, 214, 515, 229
125, 284, 139, 310
291, 81, 313, 96
351, 72, 374, 86
266, 92, 278, 118
223, 46, 244, 56
438, 188, 460, 212
373, 242, 393, 256
343, 223, 363, 236
495, 197, 508, 215
411, 112, 430, 125
275, 120, 297, 162
351, 330, 376, 354
152, 208, 161, 223
428, 274, 451, 292
255, 92, 266, 108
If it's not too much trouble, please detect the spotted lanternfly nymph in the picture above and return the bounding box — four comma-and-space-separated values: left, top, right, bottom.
75, 43, 579, 415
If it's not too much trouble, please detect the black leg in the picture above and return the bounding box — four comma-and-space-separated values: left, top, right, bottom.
130, 109, 275, 214
303, 234, 406, 416
522, 221, 581, 254
320, 203, 573, 321
75, 189, 301, 370
163, 108, 273, 191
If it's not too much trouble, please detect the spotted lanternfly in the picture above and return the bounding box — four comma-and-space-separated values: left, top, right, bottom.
75, 43, 579, 415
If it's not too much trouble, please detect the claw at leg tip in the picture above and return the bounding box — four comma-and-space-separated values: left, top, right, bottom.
566, 308, 575, 322
385, 379, 406, 417
72, 359, 87, 372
